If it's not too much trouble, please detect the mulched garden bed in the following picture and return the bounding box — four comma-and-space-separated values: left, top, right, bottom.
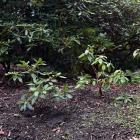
0, 68, 140, 140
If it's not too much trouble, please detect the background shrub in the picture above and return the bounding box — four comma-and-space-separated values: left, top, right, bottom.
0, 0, 140, 74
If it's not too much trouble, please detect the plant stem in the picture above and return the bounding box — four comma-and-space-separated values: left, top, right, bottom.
98, 85, 103, 96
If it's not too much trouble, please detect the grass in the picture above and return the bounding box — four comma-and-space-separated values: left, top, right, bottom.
110, 94, 140, 136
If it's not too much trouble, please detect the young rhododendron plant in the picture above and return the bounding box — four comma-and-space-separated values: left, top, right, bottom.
76, 47, 129, 96
6, 58, 72, 111
19, 74, 72, 111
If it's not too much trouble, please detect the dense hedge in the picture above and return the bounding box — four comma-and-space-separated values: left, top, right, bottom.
0, 0, 140, 73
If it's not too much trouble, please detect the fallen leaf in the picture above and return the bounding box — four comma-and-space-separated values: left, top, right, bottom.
8, 131, 11, 137
13, 114, 20, 117
0, 130, 5, 135
52, 127, 61, 134
129, 137, 140, 140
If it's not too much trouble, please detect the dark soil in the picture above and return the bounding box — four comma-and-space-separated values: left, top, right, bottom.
0, 72, 140, 139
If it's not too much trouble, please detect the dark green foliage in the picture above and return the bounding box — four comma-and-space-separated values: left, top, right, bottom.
0, 0, 140, 73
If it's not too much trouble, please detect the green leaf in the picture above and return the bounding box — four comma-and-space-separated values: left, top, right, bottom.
102, 65, 106, 71
27, 103, 34, 110
34, 91, 39, 96
99, 59, 103, 64
92, 80, 97, 85
30, 87, 36, 91
18, 77, 23, 83
66, 94, 73, 99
